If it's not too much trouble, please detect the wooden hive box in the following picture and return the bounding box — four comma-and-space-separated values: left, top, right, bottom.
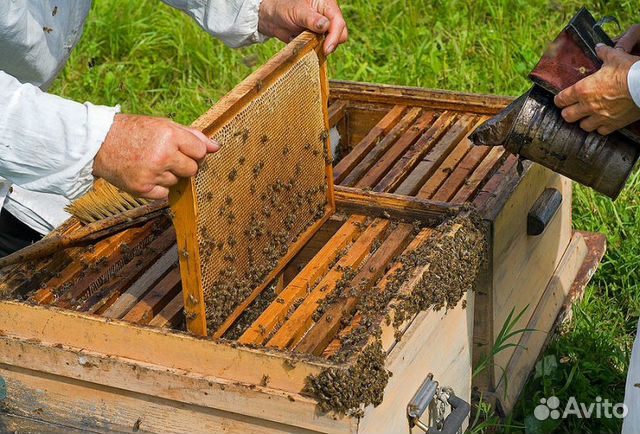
0, 80, 605, 431
327, 81, 606, 412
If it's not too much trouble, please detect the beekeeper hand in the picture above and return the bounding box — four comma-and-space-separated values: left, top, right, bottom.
92, 114, 219, 200
615, 24, 640, 54
555, 43, 640, 136
258, 0, 348, 55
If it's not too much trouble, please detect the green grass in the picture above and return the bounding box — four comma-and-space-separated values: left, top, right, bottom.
52, 1, 640, 432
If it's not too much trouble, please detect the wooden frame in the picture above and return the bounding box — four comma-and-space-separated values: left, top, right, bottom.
169, 32, 335, 336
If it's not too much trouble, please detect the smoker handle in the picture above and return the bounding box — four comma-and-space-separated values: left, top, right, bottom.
406, 375, 470, 434
527, 188, 562, 236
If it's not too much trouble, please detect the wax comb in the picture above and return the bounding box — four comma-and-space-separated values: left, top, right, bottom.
169, 32, 335, 337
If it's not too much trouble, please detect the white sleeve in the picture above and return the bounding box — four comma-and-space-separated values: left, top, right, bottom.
0, 70, 119, 200
628, 60, 640, 108
160, 0, 268, 48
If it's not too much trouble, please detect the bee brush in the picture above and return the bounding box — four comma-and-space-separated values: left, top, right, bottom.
0, 179, 168, 268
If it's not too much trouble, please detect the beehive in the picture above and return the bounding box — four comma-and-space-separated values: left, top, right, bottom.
0, 80, 604, 433
169, 32, 335, 337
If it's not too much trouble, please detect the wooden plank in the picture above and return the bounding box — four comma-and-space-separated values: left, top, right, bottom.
333, 105, 407, 183
0, 335, 356, 434
54, 221, 159, 310
0, 413, 87, 434
358, 292, 473, 434
29, 227, 152, 305
328, 99, 348, 127
452, 146, 507, 204
328, 79, 511, 114
394, 115, 478, 196
561, 231, 607, 316
415, 116, 487, 199
239, 215, 367, 345
335, 186, 459, 223
355, 111, 436, 189
122, 269, 182, 325
211, 213, 334, 340
148, 291, 184, 328
341, 107, 423, 186
472, 153, 518, 210
415, 133, 473, 199
341, 105, 386, 149
282, 217, 345, 286
429, 145, 491, 202
102, 246, 179, 319
11, 252, 74, 300
0, 367, 331, 434
80, 228, 177, 314
0, 301, 334, 394
295, 224, 414, 355
491, 167, 572, 383
374, 111, 457, 193
495, 232, 588, 411
267, 219, 391, 350
322, 228, 435, 358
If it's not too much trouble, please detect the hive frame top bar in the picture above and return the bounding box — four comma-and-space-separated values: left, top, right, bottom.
169, 32, 335, 337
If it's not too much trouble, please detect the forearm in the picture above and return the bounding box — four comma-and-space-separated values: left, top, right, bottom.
0, 70, 119, 199
160, 0, 267, 48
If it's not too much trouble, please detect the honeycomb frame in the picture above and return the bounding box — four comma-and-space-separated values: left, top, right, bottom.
169, 32, 335, 337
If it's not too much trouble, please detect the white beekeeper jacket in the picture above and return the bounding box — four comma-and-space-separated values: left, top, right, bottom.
0, 0, 265, 235
617, 61, 640, 434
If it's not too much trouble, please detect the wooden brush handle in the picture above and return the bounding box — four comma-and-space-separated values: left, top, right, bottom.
0, 201, 168, 268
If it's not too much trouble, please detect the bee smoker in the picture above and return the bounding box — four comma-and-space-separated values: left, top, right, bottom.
470, 7, 640, 200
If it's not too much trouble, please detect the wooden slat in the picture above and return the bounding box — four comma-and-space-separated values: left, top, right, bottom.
80, 228, 177, 314
101, 246, 178, 319
430, 145, 491, 202
328, 100, 348, 127
342, 107, 423, 186
295, 223, 414, 355
394, 115, 478, 196
321, 228, 434, 359
148, 291, 184, 328
11, 252, 73, 300
374, 111, 457, 193
328, 80, 512, 115
333, 105, 407, 183
335, 186, 458, 223
452, 146, 508, 204
415, 133, 473, 199
472, 153, 518, 209
355, 111, 436, 189
267, 219, 391, 350
53, 221, 159, 309
29, 228, 148, 305
0, 301, 334, 395
238, 215, 367, 345
211, 211, 334, 339
122, 269, 182, 325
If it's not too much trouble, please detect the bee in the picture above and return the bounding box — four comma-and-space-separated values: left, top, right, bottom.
253, 161, 264, 178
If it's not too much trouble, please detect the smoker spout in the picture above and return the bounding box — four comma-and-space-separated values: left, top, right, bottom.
469, 93, 527, 147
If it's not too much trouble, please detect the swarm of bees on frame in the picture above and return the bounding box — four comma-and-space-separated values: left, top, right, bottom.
197, 128, 332, 332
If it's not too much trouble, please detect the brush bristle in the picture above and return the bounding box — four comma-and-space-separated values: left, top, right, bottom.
66, 181, 149, 224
